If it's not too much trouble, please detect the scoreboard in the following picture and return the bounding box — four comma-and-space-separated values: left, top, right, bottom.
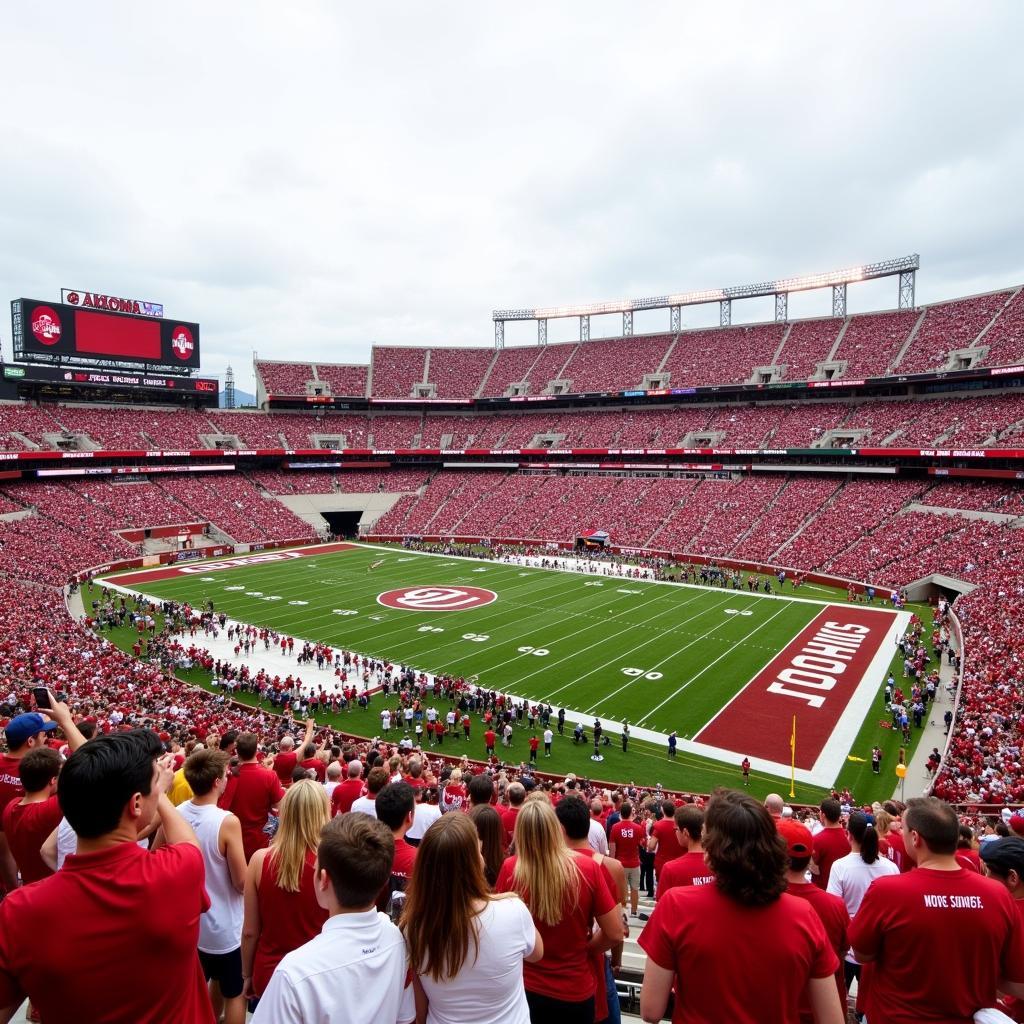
11, 298, 201, 370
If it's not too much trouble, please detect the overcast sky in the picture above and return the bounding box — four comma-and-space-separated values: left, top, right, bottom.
2, 2, 1022, 393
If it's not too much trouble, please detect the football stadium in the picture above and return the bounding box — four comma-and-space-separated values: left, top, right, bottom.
2, 6, 1023, 1024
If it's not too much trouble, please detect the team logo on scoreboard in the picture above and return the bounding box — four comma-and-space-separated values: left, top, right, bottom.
30, 306, 62, 345
170, 325, 195, 359
377, 586, 497, 611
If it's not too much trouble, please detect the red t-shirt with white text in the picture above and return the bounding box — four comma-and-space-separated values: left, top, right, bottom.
0, 753, 24, 828
849, 866, 1024, 1024
609, 820, 644, 868
639, 885, 838, 1024
656, 850, 715, 898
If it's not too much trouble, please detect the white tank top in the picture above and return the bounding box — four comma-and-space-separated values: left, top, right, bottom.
178, 800, 244, 954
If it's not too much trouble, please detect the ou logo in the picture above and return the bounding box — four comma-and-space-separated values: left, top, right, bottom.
378, 586, 497, 611
517, 646, 550, 656
622, 667, 664, 680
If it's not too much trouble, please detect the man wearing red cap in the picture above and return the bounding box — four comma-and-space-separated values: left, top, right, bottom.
779, 818, 850, 1022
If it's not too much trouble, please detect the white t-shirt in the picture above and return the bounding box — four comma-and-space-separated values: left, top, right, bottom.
416, 896, 535, 1024
407, 802, 442, 842
253, 910, 414, 1024
350, 795, 378, 818
588, 817, 609, 856
826, 850, 900, 962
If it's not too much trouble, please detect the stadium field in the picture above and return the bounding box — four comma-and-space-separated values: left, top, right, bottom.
102, 542, 915, 800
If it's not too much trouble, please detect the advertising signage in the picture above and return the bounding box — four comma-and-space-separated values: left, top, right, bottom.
12, 298, 201, 369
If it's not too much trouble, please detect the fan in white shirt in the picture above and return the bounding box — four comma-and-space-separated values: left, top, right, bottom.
400, 812, 543, 1024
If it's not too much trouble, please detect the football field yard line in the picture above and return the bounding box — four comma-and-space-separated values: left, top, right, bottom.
532, 590, 741, 703
425, 585, 711, 678
362, 578, 661, 664
578, 594, 789, 715
636, 600, 797, 722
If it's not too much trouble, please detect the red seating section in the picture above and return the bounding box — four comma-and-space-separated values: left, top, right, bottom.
313, 364, 368, 397
832, 310, 919, 378
898, 293, 1010, 374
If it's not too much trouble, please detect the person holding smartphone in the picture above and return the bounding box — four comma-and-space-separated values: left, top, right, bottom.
0, 689, 86, 891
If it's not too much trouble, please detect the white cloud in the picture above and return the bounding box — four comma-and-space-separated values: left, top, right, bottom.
1, 1, 1022, 396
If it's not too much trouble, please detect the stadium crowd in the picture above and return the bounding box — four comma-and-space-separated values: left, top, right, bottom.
0, 438, 1020, 1019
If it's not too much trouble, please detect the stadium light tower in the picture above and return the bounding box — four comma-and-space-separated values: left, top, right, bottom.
491, 255, 920, 347
224, 366, 236, 409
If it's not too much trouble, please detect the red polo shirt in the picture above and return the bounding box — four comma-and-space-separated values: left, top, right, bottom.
0, 841, 214, 1023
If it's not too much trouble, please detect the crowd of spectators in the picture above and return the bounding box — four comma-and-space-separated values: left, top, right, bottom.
0, 442, 1023, 1019
0, 391, 1023, 456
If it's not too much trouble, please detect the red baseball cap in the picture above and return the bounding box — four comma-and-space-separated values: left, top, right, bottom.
777, 819, 814, 857
1009, 811, 1024, 837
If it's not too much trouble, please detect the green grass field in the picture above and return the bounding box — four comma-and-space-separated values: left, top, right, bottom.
100, 543, 931, 803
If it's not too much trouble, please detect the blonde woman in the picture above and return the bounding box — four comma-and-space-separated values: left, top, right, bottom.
402, 813, 543, 1024
241, 780, 330, 1001
496, 798, 623, 1024
441, 768, 467, 812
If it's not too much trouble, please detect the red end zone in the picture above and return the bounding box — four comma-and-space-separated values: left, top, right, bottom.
104, 542, 357, 585
695, 604, 897, 770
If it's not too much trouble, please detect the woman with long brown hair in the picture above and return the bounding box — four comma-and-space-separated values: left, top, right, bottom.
468, 803, 505, 889
639, 788, 844, 1024
402, 812, 542, 1024
240, 780, 330, 1003
496, 797, 623, 1024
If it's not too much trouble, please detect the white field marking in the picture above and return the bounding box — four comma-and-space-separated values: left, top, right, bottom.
321, 569, 594, 654
335, 558, 638, 650
635, 601, 797, 722
686, 607, 910, 786
349, 541, 849, 608
164, 551, 553, 644
521, 590, 740, 703
578, 595, 788, 713
427, 583, 714, 679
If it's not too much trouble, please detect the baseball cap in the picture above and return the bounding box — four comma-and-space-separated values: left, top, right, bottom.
980, 836, 1024, 875
1009, 811, 1024, 836
5, 712, 58, 749
777, 819, 814, 857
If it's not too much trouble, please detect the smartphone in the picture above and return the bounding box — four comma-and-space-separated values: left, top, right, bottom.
32, 686, 51, 710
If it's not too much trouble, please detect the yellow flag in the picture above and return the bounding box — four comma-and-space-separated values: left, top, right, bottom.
847, 755, 866, 763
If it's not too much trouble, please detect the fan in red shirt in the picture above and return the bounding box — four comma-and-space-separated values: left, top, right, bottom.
270, 721, 315, 789
608, 801, 645, 917
850, 797, 1024, 1024
639, 789, 843, 1024
0, 699, 86, 889
656, 806, 715, 899
1, 748, 64, 885
0, 729, 215, 1024
496, 799, 624, 1024
331, 760, 365, 816
778, 818, 850, 1024
811, 798, 851, 890
221, 733, 284, 861
484, 728, 496, 757
500, 783, 526, 847
298, 740, 327, 783
375, 781, 418, 913
648, 800, 685, 886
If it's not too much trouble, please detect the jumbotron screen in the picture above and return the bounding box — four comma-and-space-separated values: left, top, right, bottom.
12, 298, 201, 369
